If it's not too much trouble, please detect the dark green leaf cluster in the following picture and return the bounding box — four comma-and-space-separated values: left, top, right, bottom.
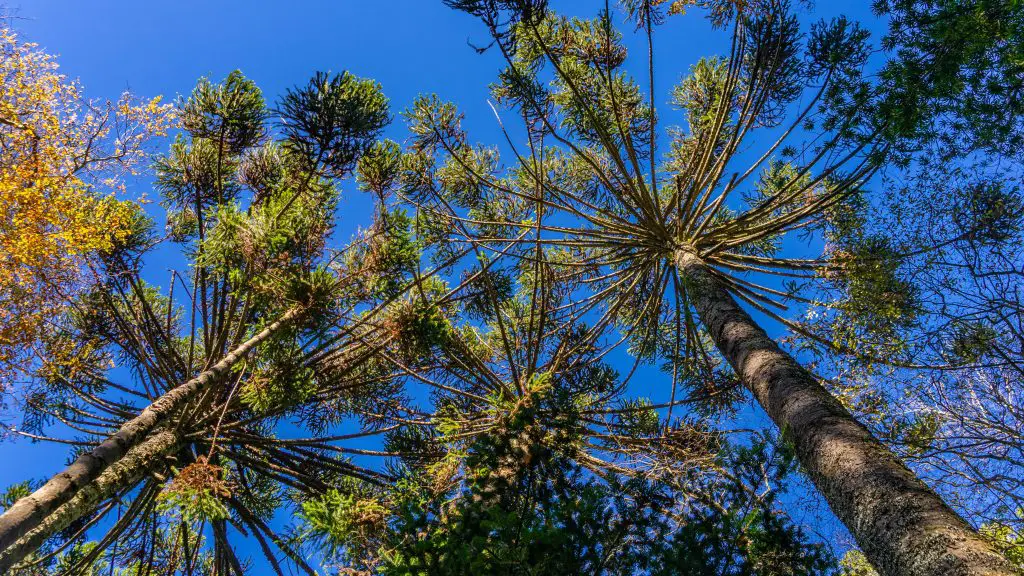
279, 71, 391, 178
302, 423, 835, 576
875, 0, 1024, 157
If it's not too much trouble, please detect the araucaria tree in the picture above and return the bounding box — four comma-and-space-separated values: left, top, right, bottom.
0, 68, 422, 574
290, 241, 832, 575
0, 62, 801, 575
797, 0, 1024, 562
408, 0, 1016, 574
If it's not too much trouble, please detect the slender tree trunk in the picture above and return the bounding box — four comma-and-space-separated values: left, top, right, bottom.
675, 250, 1013, 576
0, 306, 302, 556
0, 428, 180, 573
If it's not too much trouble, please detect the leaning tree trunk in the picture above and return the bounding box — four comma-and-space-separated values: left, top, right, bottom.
675, 250, 1013, 576
0, 428, 181, 573
0, 306, 302, 557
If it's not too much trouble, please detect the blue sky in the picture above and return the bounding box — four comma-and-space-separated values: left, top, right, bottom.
4, 0, 885, 571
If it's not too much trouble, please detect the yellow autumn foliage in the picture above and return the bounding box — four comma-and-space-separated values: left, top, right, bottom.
0, 28, 174, 388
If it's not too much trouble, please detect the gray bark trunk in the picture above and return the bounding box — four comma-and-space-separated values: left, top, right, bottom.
675, 250, 1013, 576
0, 428, 180, 573
0, 307, 301, 556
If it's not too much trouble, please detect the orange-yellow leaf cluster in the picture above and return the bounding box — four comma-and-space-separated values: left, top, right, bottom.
0, 28, 175, 389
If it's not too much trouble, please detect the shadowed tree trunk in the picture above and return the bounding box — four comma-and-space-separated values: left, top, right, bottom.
0, 306, 302, 559
675, 249, 1014, 576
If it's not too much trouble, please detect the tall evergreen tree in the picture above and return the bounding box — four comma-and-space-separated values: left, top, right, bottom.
0, 65, 783, 575
287, 257, 834, 575
0, 70, 427, 573
407, 0, 1016, 573
797, 0, 1024, 560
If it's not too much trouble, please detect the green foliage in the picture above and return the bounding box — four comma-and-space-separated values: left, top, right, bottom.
654, 435, 831, 576
344, 208, 423, 299
241, 329, 317, 413
157, 457, 231, 524
157, 70, 267, 218
49, 542, 107, 576
875, 0, 1024, 157
198, 175, 339, 316
826, 235, 919, 352
738, 4, 804, 128
25, 1, 1024, 573
980, 522, 1024, 571
383, 277, 455, 365
97, 200, 156, 260
807, 16, 873, 143
614, 397, 662, 436
672, 56, 732, 144
301, 488, 388, 558
955, 181, 1023, 247
304, 423, 835, 576
239, 141, 287, 195
289, 265, 339, 311
838, 550, 877, 576
896, 412, 942, 457
279, 71, 391, 177
358, 139, 403, 195
947, 321, 999, 365
1, 481, 32, 511
405, 94, 465, 153
180, 69, 267, 155
505, 13, 653, 152
1, 65, 412, 575
10, 523, 216, 576
460, 265, 515, 321
436, 145, 500, 210
207, 183, 336, 270
381, 472, 661, 575
156, 135, 241, 233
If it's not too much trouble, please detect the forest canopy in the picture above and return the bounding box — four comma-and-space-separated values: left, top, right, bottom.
0, 1, 1022, 575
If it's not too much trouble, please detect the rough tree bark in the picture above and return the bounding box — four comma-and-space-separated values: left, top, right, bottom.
0, 428, 181, 572
675, 249, 1014, 576
0, 306, 302, 557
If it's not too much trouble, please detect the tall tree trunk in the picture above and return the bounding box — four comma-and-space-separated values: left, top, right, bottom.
675, 250, 1013, 576
0, 306, 302, 556
0, 428, 181, 573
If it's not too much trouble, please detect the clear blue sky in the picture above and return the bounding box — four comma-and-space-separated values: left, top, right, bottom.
5, 0, 882, 571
